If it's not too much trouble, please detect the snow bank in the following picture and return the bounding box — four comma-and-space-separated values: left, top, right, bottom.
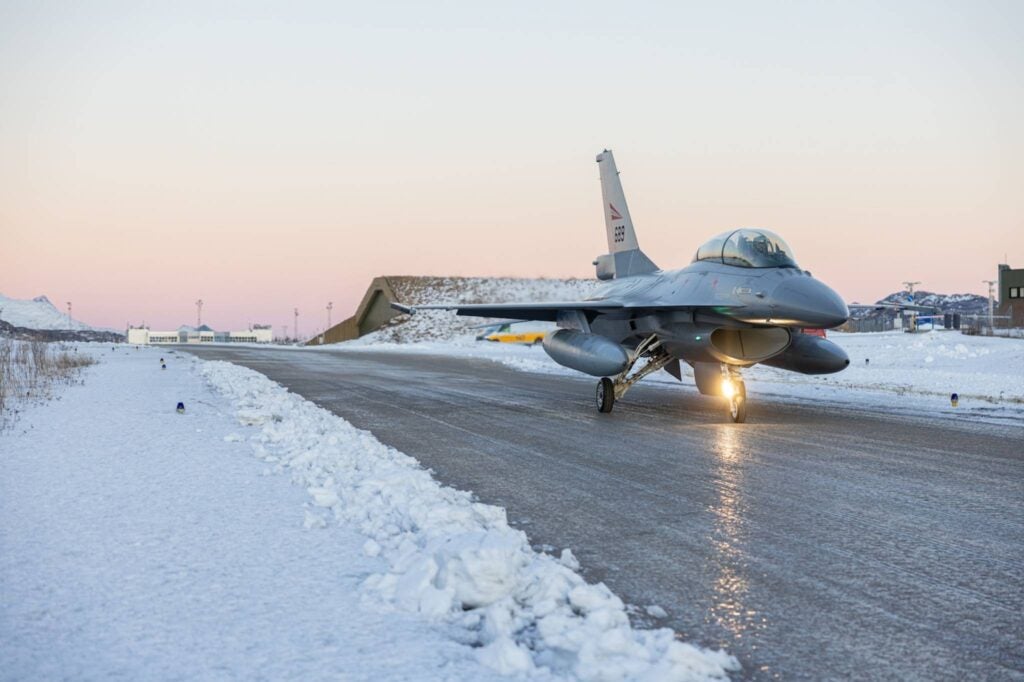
751, 331, 1024, 404
201, 360, 738, 681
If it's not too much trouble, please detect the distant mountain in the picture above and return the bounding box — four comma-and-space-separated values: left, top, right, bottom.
0, 318, 125, 343
850, 290, 988, 319
0, 293, 123, 339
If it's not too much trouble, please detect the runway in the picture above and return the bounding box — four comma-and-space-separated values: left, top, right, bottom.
180, 345, 1023, 681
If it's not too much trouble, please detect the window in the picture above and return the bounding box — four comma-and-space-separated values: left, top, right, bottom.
693, 229, 799, 268
1010, 287, 1020, 299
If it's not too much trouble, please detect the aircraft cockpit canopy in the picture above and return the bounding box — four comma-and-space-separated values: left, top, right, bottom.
693, 229, 798, 268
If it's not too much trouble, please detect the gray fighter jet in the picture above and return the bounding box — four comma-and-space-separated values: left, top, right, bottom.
392, 150, 850, 422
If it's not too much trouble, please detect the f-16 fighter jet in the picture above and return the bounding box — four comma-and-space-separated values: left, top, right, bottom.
392, 150, 850, 422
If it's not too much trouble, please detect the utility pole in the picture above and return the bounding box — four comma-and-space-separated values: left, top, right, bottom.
293, 308, 299, 342
983, 280, 997, 331
66, 301, 72, 328
195, 299, 204, 327
326, 301, 333, 330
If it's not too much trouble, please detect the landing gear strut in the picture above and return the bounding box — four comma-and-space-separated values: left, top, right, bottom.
595, 335, 674, 414
721, 367, 747, 423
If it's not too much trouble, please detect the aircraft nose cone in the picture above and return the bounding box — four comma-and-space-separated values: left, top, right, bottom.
772, 276, 849, 328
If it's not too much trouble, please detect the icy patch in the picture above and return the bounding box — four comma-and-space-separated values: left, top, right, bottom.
201, 360, 738, 680
646, 605, 668, 619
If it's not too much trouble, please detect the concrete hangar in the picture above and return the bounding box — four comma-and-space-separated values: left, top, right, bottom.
126, 324, 273, 345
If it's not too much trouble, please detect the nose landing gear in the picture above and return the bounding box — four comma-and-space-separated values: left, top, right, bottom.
721, 370, 747, 423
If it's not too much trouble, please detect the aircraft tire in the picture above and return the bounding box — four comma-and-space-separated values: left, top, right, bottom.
728, 381, 747, 423
596, 377, 615, 414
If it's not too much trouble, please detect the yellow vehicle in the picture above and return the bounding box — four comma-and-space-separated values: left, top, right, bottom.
476, 321, 554, 345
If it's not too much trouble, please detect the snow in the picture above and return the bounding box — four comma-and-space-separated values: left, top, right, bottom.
0, 293, 104, 331
1, 345, 738, 681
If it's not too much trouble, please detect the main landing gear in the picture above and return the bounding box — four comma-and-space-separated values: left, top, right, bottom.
595, 335, 674, 414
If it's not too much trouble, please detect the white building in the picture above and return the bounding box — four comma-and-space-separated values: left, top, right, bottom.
126, 324, 273, 345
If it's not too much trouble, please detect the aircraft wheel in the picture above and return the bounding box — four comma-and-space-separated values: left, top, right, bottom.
728, 381, 747, 423
596, 377, 615, 414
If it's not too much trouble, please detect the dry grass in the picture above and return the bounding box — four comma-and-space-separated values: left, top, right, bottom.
0, 339, 96, 430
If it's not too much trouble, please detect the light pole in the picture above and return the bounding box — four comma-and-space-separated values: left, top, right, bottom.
983, 280, 997, 331
293, 308, 299, 342
195, 299, 204, 327
66, 301, 72, 328
326, 302, 333, 330
901, 281, 921, 300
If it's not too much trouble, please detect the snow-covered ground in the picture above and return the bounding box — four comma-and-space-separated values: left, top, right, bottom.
336, 330, 1024, 426
0, 293, 104, 331
1, 346, 737, 681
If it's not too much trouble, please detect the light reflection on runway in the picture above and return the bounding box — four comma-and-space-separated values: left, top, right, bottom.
708, 425, 771, 675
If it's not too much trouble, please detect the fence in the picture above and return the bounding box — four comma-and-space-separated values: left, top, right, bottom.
960, 315, 1024, 338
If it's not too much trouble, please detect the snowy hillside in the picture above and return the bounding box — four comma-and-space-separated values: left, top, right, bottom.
362, 276, 596, 344
0, 293, 98, 331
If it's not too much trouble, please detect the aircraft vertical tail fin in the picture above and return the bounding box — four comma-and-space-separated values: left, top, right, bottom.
595, 149, 658, 278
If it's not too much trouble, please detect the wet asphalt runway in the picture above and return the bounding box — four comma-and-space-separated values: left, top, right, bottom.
180, 346, 1023, 681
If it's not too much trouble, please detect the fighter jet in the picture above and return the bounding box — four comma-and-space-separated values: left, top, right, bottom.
392, 150, 850, 422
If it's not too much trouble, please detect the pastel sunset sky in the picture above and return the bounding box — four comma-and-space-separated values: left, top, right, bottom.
2, 1, 1022, 334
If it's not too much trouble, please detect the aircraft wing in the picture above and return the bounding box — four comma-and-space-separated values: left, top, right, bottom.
391, 300, 624, 322
389, 299, 741, 322
849, 302, 938, 312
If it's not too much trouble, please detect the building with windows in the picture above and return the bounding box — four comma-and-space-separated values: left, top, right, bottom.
126, 324, 273, 345
997, 263, 1024, 327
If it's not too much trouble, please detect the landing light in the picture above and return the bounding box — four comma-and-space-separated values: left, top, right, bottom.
721, 378, 736, 399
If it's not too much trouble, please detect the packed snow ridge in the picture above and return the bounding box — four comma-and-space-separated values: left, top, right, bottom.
202, 359, 738, 680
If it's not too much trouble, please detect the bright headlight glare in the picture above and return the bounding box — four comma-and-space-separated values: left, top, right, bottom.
721, 378, 735, 398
